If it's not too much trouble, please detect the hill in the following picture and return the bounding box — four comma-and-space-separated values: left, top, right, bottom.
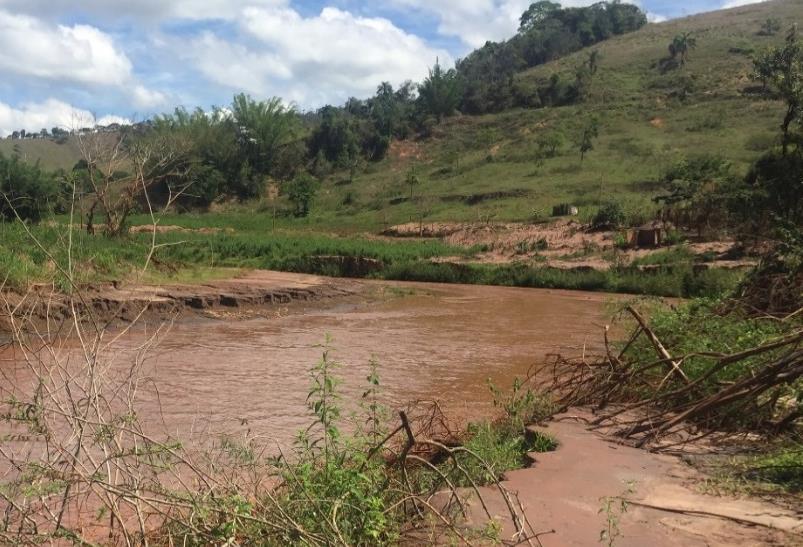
301, 0, 796, 229
0, 137, 81, 171
4, 1, 798, 230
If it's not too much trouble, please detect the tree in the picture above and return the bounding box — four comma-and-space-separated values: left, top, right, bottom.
577, 117, 600, 162
283, 172, 319, 217
77, 130, 193, 236
0, 152, 60, 222
587, 49, 601, 76
669, 32, 697, 67
231, 93, 300, 178
574, 51, 602, 102
536, 131, 565, 158
519, 1, 561, 32
759, 18, 782, 36
417, 59, 463, 123
753, 26, 803, 155
406, 166, 420, 200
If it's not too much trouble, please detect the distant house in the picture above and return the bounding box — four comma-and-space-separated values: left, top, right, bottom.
632, 221, 670, 248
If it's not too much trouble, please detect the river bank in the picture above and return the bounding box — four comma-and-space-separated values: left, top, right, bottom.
471, 410, 801, 546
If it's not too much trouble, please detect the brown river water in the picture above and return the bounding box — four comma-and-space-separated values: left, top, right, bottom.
2, 281, 613, 449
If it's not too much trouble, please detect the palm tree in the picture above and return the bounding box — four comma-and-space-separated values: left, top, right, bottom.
669, 32, 697, 67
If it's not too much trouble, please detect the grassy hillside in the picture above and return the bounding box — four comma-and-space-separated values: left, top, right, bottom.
4, 1, 798, 233
0, 137, 81, 171
294, 0, 796, 231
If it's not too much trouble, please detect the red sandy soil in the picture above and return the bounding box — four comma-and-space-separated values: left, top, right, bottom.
1, 270, 362, 327
465, 409, 801, 546
383, 220, 757, 271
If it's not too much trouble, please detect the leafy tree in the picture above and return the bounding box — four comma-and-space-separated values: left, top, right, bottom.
573, 51, 602, 102
536, 131, 565, 157
231, 93, 300, 177
669, 32, 697, 67
406, 166, 420, 200
592, 202, 625, 230
152, 106, 258, 205
759, 18, 782, 36
587, 49, 601, 76
577, 117, 600, 162
417, 59, 463, 123
519, 1, 561, 32
0, 152, 59, 222
308, 106, 361, 166
654, 155, 736, 234
753, 26, 803, 154
284, 172, 319, 217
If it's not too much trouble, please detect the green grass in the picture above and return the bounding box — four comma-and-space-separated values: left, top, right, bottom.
0, 217, 743, 298
0, 138, 82, 171
622, 298, 797, 399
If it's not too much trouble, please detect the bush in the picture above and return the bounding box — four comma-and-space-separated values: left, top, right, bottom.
283, 172, 320, 217
592, 202, 626, 230
0, 153, 60, 222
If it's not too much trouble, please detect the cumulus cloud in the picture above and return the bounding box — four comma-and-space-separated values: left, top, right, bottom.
0, 0, 285, 22
0, 9, 167, 112
186, 4, 452, 107
0, 99, 130, 137
0, 10, 132, 86
392, 0, 530, 48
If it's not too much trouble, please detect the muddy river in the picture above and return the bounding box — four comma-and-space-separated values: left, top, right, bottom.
2, 281, 613, 448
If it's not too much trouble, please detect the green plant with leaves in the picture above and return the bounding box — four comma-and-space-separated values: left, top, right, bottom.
669, 32, 697, 67
592, 202, 626, 230
405, 165, 421, 200
231, 93, 300, 177
0, 151, 60, 222
753, 26, 803, 154
759, 18, 782, 36
417, 58, 463, 123
283, 172, 320, 217
577, 117, 600, 162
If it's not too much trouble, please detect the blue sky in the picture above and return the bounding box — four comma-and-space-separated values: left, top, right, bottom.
0, 0, 768, 136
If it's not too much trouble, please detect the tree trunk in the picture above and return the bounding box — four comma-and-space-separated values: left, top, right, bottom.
781, 101, 798, 156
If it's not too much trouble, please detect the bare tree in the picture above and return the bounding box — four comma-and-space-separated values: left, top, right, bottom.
77, 130, 194, 237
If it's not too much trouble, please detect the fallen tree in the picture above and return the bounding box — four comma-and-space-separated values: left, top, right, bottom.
536, 304, 803, 448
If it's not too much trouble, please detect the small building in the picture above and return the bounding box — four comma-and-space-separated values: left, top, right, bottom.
632, 222, 666, 248
552, 204, 579, 217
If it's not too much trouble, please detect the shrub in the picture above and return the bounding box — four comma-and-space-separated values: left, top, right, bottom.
283, 172, 320, 217
0, 153, 60, 222
592, 202, 626, 230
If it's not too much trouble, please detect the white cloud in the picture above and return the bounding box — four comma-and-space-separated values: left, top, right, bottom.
0, 10, 132, 86
0, 9, 167, 110
392, 0, 530, 48
131, 85, 167, 110
0, 98, 130, 137
0, 0, 285, 22
186, 4, 452, 107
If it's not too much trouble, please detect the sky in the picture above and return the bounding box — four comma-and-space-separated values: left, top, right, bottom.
0, 0, 769, 136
